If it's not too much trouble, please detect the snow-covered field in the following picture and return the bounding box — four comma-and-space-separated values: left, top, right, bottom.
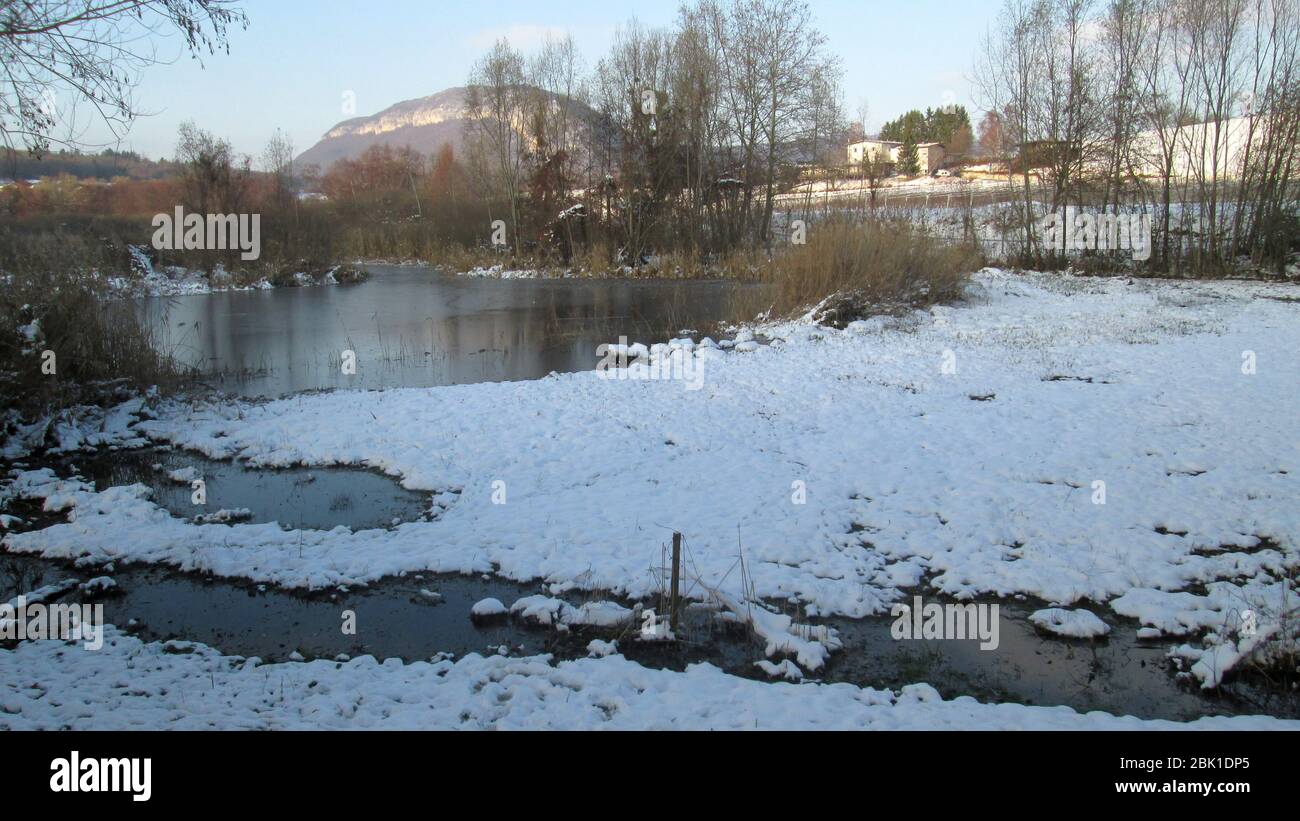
3, 269, 1298, 728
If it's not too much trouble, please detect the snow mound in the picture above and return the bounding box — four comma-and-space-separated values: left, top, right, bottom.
77, 577, 117, 597
191, 508, 252, 525
755, 659, 804, 681
166, 467, 200, 484
509, 595, 634, 628
1029, 608, 1111, 639
470, 598, 507, 619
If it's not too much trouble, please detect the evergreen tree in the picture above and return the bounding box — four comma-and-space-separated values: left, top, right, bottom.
879, 105, 971, 147
898, 141, 919, 175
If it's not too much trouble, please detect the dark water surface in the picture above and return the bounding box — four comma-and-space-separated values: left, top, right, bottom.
141, 265, 747, 397
2, 550, 1291, 722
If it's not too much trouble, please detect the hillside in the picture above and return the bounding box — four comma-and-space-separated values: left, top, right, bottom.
296, 86, 600, 170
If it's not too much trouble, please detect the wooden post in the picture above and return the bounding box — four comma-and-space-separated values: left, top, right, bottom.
670, 532, 682, 632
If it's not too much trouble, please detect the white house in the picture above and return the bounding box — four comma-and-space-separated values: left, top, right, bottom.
848, 139, 901, 166
847, 139, 947, 175
915, 142, 946, 175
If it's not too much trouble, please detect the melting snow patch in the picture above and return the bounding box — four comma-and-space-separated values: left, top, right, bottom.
191, 508, 252, 525
166, 467, 200, 484
754, 659, 804, 681
2, 628, 1295, 729
470, 598, 508, 619
509, 595, 634, 628
77, 577, 117, 597
1028, 608, 1112, 639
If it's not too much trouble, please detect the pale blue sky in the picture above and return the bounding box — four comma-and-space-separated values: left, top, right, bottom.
75, 0, 1001, 161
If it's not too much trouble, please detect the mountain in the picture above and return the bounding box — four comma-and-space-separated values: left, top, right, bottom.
295, 86, 602, 171
295, 88, 471, 170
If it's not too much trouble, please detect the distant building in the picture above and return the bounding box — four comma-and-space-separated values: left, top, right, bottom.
848, 139, 901, 166
915, 142, 946, 175
1126, 115, 1263, 180
847, 139, 946, 175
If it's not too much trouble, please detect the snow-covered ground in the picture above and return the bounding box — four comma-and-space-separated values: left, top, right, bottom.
778, 175, 1008, 205
3, 268, 1298, 727
0, 626, 1292, 729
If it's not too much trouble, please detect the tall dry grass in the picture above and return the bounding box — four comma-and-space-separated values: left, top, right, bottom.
0, 269, 189, 417
749, 217, 984, 326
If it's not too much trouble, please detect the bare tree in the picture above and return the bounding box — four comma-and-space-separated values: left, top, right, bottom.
262, 127, 295, 211
592, 19, 677, 265
529, 32, 586, 187
177, 120, 248, 214
749, 0, 834, 249
974, 0, 1045, 260
465, 38, 529, 244
1035, 0, 1101, 214
0, 0, 246, 155
1098, 0, 1154, 210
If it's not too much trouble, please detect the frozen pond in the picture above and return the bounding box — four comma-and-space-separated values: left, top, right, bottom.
60, 448, 430, 532
140, 265, 750, 397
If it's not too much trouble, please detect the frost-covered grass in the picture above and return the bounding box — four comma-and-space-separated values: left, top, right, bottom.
3, 268, 1298, 699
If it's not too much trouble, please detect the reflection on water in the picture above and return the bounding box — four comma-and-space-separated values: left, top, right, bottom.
140, 265, 747, 398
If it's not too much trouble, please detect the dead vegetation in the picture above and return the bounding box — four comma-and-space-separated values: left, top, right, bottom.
719, 217, 984, 327
0, 269, 189, 417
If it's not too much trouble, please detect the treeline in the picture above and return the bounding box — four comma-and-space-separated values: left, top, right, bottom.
0, 148, 176, 181
976, 0, 1300, 275
459, 0, 848, 267
8, 0, 866, 277
879, 107, 974, 152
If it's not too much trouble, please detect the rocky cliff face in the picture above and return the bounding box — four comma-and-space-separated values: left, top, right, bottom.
296, 86, 600, 170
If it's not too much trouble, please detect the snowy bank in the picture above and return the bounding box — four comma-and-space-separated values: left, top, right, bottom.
0, 629, 1294, 730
